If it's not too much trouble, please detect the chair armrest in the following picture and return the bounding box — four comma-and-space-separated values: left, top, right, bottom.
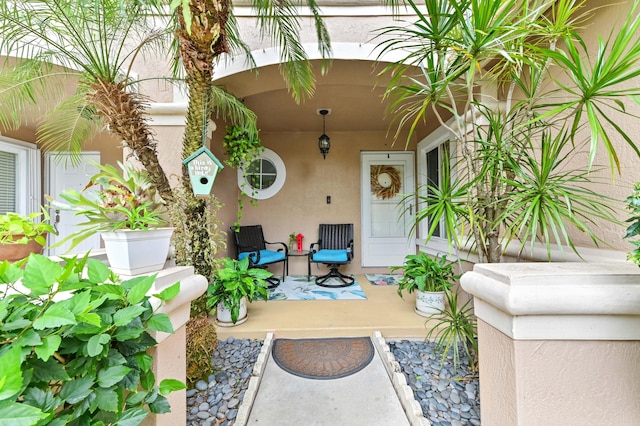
265, 240, 288, 255
309, 240, 321, 254
347, 239, 354, 260
238, 244, 261, 263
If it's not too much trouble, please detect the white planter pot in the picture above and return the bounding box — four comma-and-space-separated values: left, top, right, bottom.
215, 297, 248, 326
415, 290, 445, 317
101, 228, 174, 276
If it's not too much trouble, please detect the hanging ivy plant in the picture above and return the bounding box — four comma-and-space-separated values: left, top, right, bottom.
223, 125, 264, 169
223, 125, 264, 226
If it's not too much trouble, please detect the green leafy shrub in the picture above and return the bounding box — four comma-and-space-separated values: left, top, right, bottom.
391, 252, 458, 296
0, 254, 185, 425
185, 316, 218, 388
625, 182, 640, 267
206, 257, 270, 323
425, 289, 478, 373
49, 161, 167, 251
0, 211, 56, 246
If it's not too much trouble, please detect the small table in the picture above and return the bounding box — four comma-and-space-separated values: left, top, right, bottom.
287, 250, 309, 276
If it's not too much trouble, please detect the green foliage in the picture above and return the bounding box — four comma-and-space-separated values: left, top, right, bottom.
205, 257, 271, 323
624, 182, 640, 267
223, 125, 263, 226
49, 161, 168, 252
222, 125, 264, 169
391, 253, 458, 296
0, 0, 169, 158
0, 211, 56, 246
185, 316, 218, 388
0, 254, 185, 425
168, 187, 226, 284
425, 289, 478, 373
378, 0, 640, 262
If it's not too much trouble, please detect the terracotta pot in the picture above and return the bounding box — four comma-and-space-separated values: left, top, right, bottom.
0, 234, 45, 262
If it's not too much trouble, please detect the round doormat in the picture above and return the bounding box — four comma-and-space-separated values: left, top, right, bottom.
271, 337, 374, 380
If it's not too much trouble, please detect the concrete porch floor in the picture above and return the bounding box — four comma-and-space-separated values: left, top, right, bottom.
215, 274, 432, 340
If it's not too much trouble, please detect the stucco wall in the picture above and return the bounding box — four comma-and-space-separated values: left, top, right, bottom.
479, 319, 640, 425
206, 126, 417, 276
477, 320, 517, 425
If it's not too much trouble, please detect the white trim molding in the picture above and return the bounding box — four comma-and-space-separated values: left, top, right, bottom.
461, 262, 640, 340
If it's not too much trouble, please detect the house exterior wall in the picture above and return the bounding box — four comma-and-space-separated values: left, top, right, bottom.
463, 262, 640, 425
3, 0, 639, 265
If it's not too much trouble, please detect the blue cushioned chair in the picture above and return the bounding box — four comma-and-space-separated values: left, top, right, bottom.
230, 225, 288, 289
308, 224, 355, 287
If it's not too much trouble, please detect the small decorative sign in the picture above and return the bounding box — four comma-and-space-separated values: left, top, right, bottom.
183, 146, 224, 198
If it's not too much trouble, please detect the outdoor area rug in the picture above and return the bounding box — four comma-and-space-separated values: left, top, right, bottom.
271, 337, 374, 380
365, 274, 403, 286
267, 276, 367, 301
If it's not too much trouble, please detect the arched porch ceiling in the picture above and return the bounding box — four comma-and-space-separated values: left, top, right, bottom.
213, 58, 431, 136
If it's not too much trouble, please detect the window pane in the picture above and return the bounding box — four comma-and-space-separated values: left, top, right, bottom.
0, 150, 16, 214
261, 175, 276, 189
262, 160, 276, 174
246, 159, 278, 190
425, 147, 441, 238
247, 160, 260, 174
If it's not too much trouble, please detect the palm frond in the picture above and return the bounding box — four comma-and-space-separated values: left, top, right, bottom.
250, 0, 331, 102
37, 92, 103, 161
209, 86, 259, 141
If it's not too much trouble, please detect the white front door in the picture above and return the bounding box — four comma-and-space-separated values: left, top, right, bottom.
361, 151, 415, 267
45, 153, 102, 256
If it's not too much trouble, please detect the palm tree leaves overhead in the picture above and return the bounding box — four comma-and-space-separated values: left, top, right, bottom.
0, 0, 168, 145
237, 0, 332, 103
0, 0, 176, 200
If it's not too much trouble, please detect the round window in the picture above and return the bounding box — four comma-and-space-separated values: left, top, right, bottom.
237, 148, 285, 199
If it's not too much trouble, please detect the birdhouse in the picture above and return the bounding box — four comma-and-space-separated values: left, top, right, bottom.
182, 146, 224, 198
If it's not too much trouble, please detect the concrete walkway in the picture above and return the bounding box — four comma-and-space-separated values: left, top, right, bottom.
234, 332, 429, 426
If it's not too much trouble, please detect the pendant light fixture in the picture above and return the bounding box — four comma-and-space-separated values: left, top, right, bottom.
318, 109, 330, 159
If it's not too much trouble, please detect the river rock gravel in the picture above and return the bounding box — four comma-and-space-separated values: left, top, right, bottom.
186, 337, 481, 425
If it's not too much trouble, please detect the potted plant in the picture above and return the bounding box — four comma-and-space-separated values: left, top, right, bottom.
206, 257, 271, 326
625, 182, 640, 267
391, 252, 459, 316
0, 210, 56, 262
50, 161, 173, 275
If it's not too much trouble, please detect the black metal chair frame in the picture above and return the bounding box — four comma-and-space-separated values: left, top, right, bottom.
308, 223, 355, 288
230, 225, 288, 289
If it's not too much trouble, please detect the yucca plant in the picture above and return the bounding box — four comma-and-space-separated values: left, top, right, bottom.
425, 289, 478, 373
378, 0, 640, 262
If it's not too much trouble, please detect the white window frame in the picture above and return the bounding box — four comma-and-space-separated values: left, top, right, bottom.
236, 148, 286, 200
0, 137, 40, 215
416, 126, 457, 258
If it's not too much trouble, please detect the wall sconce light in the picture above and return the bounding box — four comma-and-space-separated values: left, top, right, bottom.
318, 109, 330, 159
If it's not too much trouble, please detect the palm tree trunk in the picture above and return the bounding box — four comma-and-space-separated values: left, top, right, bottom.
171, 0, 230, 278
90, 79, 174, 203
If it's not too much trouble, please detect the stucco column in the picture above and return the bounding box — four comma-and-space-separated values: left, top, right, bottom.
461, 262, 640, 426
142, 266, 208, 426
